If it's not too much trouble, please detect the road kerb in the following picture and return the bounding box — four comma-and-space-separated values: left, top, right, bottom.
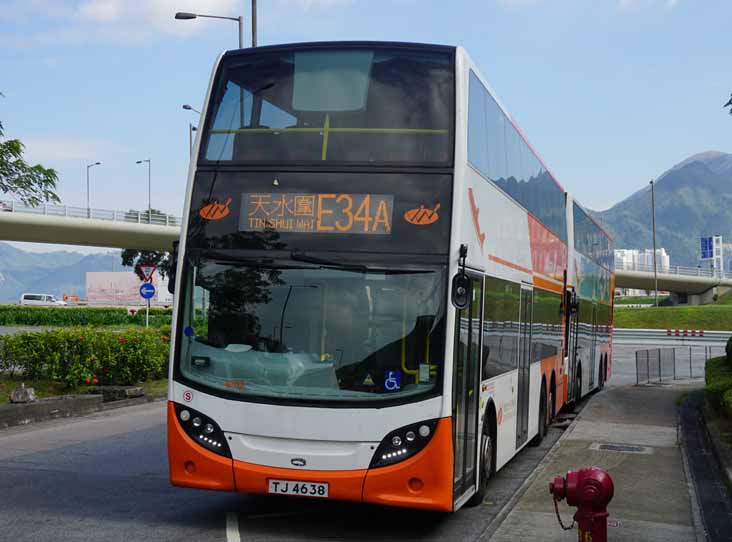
477, 394, 593, 541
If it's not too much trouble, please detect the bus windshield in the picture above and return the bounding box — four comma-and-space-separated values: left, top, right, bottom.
178, 256, 446, 403
202, 46, 454, 165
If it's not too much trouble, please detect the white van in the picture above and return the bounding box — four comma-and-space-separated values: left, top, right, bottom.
19, 293, 67, 306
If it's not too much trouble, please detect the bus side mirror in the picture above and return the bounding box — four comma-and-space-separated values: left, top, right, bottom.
451, 272, 471, 310
451, 244, 471, 310
168, 241, 179, 295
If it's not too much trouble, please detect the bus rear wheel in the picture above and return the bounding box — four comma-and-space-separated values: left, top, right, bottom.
529, 384, 547, 446
465, 416, 495, 507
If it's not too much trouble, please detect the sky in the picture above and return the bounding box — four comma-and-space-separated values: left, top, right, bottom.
1, 0, 730, 253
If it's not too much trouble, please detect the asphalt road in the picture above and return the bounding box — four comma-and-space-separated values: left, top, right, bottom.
0, 344, 704, 542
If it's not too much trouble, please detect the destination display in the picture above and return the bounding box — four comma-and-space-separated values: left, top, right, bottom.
239, 193, 394, 235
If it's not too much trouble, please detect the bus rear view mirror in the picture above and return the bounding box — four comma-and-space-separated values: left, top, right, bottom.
168, 241, 179, 295
451, 272, 471, 310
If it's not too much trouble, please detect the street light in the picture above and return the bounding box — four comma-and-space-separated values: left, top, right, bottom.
174, 11, 244, 49
650, 179, 659, 307
183, 104, 200, 157
136, 159, 151, 223
86, 161, 101, 218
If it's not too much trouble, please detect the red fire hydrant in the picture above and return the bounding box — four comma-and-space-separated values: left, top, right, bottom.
549, 467, 614, 542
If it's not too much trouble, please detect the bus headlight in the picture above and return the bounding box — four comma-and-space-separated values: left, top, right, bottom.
174, 403, 231, 458
369, 419, 438, 468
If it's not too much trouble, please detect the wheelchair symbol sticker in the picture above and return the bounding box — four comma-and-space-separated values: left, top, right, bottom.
384, 370, 402, 392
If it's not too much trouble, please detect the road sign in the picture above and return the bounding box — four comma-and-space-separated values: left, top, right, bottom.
701, 237, 713, 259
139, 282, 156, 300
140, 265, 156, 282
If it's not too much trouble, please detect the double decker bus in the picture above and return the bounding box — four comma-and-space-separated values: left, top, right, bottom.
167, 41, 613, 512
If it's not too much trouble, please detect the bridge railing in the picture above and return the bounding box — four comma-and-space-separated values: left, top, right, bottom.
614, 261, 732, 280
0, 200, 181, 227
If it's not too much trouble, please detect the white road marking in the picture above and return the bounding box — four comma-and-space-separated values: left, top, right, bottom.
226, 512, 241, 542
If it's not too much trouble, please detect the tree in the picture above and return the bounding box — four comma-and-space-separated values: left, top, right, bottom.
121, 249, 172, 281
0, 114, 60, 206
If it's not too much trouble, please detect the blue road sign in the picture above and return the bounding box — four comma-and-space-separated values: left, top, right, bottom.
701, 237, 714, 259
139, 282, 156, 300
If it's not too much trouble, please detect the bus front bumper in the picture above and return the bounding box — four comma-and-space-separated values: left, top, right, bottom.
167, 402, 453, 511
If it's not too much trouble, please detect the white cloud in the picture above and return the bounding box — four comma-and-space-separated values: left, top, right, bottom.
20, 136, 118, 165
496, 0, 543, 7
279, 0, 354, 8
618, 0, 680, 9
76, 0, 242, 36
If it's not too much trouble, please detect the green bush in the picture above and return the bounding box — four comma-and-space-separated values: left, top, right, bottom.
0, 327, 170, 387
0, 305, 172, 327
706, 356, 732, 417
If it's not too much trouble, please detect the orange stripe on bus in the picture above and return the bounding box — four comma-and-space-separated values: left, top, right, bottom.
532, 275, 564, 294
488, 254, 532, 275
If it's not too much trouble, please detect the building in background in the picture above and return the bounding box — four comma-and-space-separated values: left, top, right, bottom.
86, 272, 172, 305
615, 248, 670, 271
614, 248, 670, 297
723, 242, 732, 274
700, 235, 724, 275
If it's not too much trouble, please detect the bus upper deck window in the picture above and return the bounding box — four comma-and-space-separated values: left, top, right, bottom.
293, 51, 373, 112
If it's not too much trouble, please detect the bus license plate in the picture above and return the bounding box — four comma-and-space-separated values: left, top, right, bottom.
268, 479, 329, 498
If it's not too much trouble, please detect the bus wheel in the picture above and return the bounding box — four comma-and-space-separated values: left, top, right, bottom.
529, 383, 547, 446
465, 415, 495, 507
598, 357, 605, 390
575, 366, 583, 403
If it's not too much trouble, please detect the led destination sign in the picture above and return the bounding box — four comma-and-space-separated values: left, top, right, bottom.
239, 193, 394, 235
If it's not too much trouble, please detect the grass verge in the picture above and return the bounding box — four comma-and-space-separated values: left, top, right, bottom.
614, 305, 732, 331
1, 376, 168, 403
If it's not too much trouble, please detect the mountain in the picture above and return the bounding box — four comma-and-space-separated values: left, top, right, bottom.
593, 151, 732, 266
0, 243, 125, 302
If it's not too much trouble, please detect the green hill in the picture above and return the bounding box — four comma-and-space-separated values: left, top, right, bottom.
593, 151, 732, 266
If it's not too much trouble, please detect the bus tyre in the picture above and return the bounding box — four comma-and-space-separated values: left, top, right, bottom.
465, 416, 495, 507
576, 367, 583, 403
529, 384, 547, 446
598, 358, 605, 390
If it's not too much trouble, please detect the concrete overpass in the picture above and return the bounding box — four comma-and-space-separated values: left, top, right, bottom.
615, 263, 732, 304
0, 200, 179, 252
1, 199, 730, 303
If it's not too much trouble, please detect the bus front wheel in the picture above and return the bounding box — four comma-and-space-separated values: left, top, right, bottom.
465, 413, 495, 507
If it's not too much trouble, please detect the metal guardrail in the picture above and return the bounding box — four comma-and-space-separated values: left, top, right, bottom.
615, 261, 732, 280
614, 328, 731, 344
635, 345, 724, 383
0, 199, 181, 227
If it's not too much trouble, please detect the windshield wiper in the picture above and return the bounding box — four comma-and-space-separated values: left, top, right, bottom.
290, 251, 368, 272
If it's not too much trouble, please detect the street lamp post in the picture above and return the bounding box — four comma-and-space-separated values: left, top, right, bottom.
174, 11, 244, 49
136, 159, 151, 223
650, 179, 659, 307
86, 161, 101, 218
188, 124, 197, 157
183, 104, 201, 157
251, 0, 257, 46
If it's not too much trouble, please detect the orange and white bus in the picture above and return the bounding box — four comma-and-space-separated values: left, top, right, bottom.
167, 41, 613, 512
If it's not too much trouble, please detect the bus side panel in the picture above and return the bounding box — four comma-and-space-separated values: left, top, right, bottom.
486, 371, 518, 471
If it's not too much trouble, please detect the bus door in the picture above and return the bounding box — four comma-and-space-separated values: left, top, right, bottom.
589, 302, 598, 388
566, 290, 580, 402
516, 284, 533, 448
452, 274, 483, 504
